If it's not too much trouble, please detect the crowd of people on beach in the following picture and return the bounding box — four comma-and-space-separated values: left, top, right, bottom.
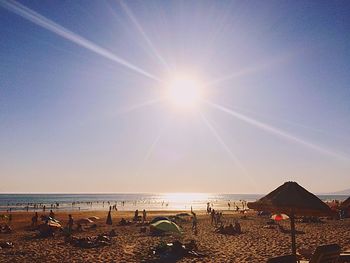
9, 196, 349, 241
133, 209, 147, 223
29, 210, 97, 237
1, 198, 250, 239
205, 203, 243, 235
2, 197, 253, 214
1, 193, 350, 263
2, 199, 172, 213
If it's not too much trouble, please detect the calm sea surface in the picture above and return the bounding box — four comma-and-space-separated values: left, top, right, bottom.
0, 193, 347, 212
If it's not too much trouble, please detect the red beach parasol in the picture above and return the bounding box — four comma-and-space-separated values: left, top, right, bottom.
271, 213, 289, 221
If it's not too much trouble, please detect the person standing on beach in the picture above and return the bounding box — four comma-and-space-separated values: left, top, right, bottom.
234, 221, 242, 234
67, 214, 74, 233
49, 210, 55, 219
142, 209, 147, 223
8, 214, 12, 225
31, 212, 38, 227
211, 209, 215, 225
106, 206, 113, 225
134, 209, 139, 221
191, 207, 198, 234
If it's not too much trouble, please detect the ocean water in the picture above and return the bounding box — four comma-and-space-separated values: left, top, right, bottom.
0, 193, 347, 212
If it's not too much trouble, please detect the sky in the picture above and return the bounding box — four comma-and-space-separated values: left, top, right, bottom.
0, 0, 350, 194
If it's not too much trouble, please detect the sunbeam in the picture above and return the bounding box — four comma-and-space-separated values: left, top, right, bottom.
0, 0, 161, 82
199, 112, 246, 172
119, 0, 171, 71
199, 112, 258, 190
136, 132, 162, 176
118, 97, 163, 114
137, 133, 162, 172
206, 54, 293, 87
134, 121, 169, 177
205, 100, 350, 161
227, 105, 350, 144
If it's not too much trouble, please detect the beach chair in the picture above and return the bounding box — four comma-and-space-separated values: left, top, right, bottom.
267, 254, 297, 263
299, 244, 341, 263
338, 251, 350, 263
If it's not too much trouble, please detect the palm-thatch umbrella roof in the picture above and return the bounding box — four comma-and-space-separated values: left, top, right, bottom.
340, 196, 350, 209
247, 181, 333, 256
248, 181, 332, 216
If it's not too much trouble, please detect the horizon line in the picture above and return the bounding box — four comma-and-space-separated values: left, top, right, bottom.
0, 191, 262, 195
0, 191, 346, 195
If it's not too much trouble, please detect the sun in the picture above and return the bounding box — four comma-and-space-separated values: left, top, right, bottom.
165, 74, 203, 111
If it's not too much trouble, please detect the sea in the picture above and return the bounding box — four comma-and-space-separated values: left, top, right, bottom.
0, 193, 348, 212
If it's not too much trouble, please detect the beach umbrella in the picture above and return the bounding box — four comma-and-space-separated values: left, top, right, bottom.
340, 197, 350, 218
77, 218, 93, 225
248, 181, 333, 256
271, 213, 289, 221
340, 196, 350, 209
150, 220, 182, 234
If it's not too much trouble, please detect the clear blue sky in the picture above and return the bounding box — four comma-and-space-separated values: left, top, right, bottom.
1, 0, 350, 193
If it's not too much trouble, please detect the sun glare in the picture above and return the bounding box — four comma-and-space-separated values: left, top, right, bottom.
165, 74, 203, 110
161, 193, 210, 203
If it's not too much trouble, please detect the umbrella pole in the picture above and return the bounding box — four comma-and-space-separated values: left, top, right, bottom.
290, 213, 296, 256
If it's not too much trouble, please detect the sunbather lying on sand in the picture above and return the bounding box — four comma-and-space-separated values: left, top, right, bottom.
215, 222, 242, 235
119, 218, 132, 226
151, 240, 206, 261
65, 234, 112, 248
0, 241, 14, 249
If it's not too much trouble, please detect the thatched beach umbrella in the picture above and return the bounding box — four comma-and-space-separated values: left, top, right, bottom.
340, 196, 350, 209
340, 197, 350, 218
248, 181, 333, 256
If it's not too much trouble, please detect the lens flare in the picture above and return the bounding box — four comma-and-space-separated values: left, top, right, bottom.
165, 74, 203, 111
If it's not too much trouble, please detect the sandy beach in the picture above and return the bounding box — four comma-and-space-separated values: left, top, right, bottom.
1, 210, 350, 262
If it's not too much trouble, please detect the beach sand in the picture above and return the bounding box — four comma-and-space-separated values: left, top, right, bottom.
1, 210, 350, 262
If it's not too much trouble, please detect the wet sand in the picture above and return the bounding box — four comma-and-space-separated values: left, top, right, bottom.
0, 210, 350, 262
